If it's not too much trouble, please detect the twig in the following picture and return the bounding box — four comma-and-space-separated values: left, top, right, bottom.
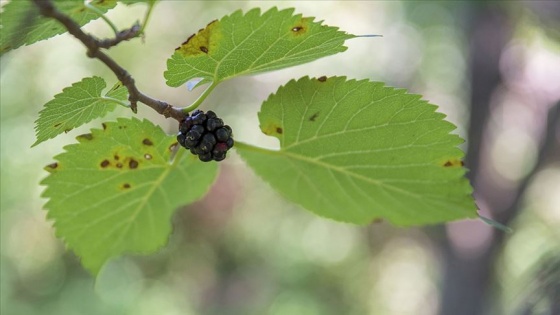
97, 22, 142, 49
32, 0, 185, 121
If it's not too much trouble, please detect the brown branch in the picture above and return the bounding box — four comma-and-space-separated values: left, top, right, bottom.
97, 22, 142, 49
32, 0, 185, 121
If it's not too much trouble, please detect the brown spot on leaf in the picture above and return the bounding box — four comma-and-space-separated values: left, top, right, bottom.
54, 123, 62, 128
182, 34, 195, 46
118, 125, 126, 129
372, 218, 384, 224
64, 128, 72, 133
123, 183, 131, 189
142, 138, 153, 146
144, 154, 152, 160
442, 159, 464, 168
102, 123, 107, 130
116, 163, 123, 169
318, 76, 327, 82
77, 133, 93, 141
100, 160, 110, 168
45, 162, 58, 173
276, 127, 283, 134
309, 112, 320, 122
114, 155, 120, 161
129, 159, 139, 169
169, 142, 179, 151
290, 18, 311, 36
176, 20, 219, 56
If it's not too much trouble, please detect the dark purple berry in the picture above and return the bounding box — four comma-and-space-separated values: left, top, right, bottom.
213, 152, 226, 161
199, 134, 216, 152
179, 119, 193, 133
198, 153, 212, 162
177, 110, 234, 162
191, 125, 205, 135
226, 138, 234, 149
177, 132, 186, 146
184, 137, 198, 148
215, 127, 230, 142
195, 145, 208, 155
206, 118, 224, 131
206, 111, 217, 119
191, 110, 206, 125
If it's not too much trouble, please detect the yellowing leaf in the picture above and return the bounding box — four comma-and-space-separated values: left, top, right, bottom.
165, 7, 354, 88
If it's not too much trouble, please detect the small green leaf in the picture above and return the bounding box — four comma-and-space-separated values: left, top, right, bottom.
32, 76, 128, 147
41, 118, 218, 274
0, 0, 117, 55
164, 7, 354, 88
237, 76, 477, 226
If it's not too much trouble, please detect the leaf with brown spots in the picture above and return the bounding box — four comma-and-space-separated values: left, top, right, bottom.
41, 118, 218, 274
165, 7, 355, 88
237, 76, 476, 226
32, 77, 128, 147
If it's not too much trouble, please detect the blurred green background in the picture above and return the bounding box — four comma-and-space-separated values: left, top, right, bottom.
1, 1, 559, 314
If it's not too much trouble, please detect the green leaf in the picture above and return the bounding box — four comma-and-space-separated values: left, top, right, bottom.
32, 76, 128, 147
237, 76, 477, 226
0, 0, 117, 55
164, 7, 354, 88
41, 118, 218, 274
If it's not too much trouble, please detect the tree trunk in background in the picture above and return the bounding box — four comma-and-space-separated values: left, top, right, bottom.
437, 2, 560, 314
438, 4, 511, 315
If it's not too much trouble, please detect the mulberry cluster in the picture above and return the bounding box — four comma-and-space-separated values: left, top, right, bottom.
177, 110, 234, 162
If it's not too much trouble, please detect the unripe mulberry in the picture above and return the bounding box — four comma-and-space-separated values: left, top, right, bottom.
177, 110, 234, 162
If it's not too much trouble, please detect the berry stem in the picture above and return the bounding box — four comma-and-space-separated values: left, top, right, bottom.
183, 82, 219, 114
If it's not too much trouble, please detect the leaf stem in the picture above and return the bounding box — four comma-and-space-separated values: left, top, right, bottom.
100, 96, 130, 108
139, 1, 157, 35
183, 81, 218, 113
84, 2, 119, 36
234, 141, 275, 154
478, 215, 513, 233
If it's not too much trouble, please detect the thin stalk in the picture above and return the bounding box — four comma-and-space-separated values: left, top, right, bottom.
234, 141, 277, 154
139, 0, 157, 34
183, 81, 218, 113
100, 96, 130, 108
84, 2, 119, 36
479, 215, 513, 233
